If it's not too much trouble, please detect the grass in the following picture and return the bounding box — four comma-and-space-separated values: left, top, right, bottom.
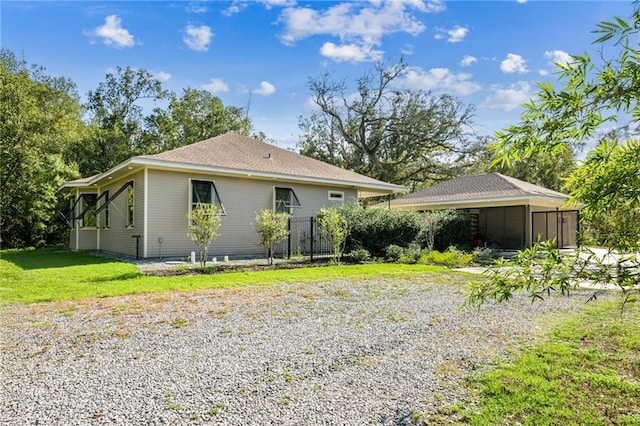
0, 248, 449, 304
459, 299, 640, 426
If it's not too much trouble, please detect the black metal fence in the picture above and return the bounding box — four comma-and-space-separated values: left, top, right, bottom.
275, 216, 333, 260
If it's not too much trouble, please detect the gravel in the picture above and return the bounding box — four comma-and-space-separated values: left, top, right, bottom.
0, 274, 592, 425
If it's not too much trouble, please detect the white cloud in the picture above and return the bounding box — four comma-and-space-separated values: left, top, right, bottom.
500, 53, 528, 74
89, 15, 135, 48
253, 81, 276, 96
186, 2, 208, 14
183, 24, 213, 52
460, 55, 478, 67
447, 25, 469, 43
153, 71, 172, 82
320, 42, 383, 62
482, 81, 531, 111
516, 0, 528, 3
398, 67, 482, 97
278, 0, 443, 62
538, 69, 549, 76
203, 78, 229, 93
261, 0, 296, 8
544, 49, 572, 67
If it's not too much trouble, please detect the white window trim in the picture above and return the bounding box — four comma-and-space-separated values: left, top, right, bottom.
328, 190, 345, 202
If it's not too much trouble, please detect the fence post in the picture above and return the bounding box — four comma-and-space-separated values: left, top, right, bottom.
287, 217, 291, 259
310, 216, 314, 261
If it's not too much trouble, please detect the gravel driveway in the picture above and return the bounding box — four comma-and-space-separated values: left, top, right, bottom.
1, 274, 589, 425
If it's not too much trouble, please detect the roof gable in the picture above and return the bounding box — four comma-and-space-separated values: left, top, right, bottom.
392, 173, 568, 206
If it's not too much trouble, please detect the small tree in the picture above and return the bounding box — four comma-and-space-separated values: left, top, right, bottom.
317, 207, 349, 264
416, 210, 455, 252
187, 204, 222, 268
255, 210, 289, 265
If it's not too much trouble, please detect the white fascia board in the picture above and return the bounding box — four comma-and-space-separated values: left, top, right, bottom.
391, 195, 570, 210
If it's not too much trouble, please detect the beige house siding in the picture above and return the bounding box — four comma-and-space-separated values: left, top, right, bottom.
97, 171, 145, 257
145, 169, 357, 259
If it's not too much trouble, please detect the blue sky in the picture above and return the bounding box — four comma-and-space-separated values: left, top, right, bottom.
2, 0, 632, 149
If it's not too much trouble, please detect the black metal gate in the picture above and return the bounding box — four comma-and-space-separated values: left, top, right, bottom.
275, 216, 332, 260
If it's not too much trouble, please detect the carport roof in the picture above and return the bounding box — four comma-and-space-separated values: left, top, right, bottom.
390, 173, 569, 208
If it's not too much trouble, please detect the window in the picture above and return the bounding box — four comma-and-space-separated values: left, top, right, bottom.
328, 191, 344, 202
80, 194, 97, 228
102, 191, 110, 228
274, 187, 302, 214
127, 184, 134, 228
191, 180, 225, 214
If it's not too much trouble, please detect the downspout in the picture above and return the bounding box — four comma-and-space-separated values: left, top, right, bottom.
143, 167, 149, 258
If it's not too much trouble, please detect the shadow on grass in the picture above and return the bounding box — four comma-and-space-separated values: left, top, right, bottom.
1, 248, 120, 270
88, 272, 143, 283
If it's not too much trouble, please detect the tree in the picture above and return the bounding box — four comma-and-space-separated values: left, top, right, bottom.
416, 210, 455, 252
254, 210, 290, 265
299, 59, 479, 187
317, 207, 349, 264
187, 204, 222, 268
491, 3, 639, 252
0, 50, 83, 248
74, 66, 169, 176
143, 88, 252, 153
470, 3, 640, 308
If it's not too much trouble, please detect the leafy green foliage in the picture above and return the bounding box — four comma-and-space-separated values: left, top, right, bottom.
299, 59, 482, 186
76, 66, 170, 176
566, 138, 640, 251
416, 209, 455, 252
347, 248, 370, 264
143, 88, 252, 153
419, 246, 474, 268
0, 50, 83, 248
317, 207, 349, 263
466, 242, 640, 310
254, 210, 290, 265
490, 3, 640, 254
338, 204, 471, 256
187, 204, 222, 268
384, 244, 405, 262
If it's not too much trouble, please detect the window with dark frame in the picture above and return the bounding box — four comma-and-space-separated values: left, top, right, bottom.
80, 194, 97, 228
328, 190, 344, 202
274, 187, 302, 214
127, 184, 134, 228
102, 190, 110, 228
191, 180, 226, 215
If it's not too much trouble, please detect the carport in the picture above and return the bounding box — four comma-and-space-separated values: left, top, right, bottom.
389, 173, 580, 250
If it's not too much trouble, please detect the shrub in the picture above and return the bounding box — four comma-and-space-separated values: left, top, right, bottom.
348, 248, 370, 263
399, 243, 423, 264
187, 204, 222, 268
317, 207, 349, 263
472, 246, 498, 265
254, 210, 290, 265
420, 246, 474, 267
385, 244, 405, 262
435, 211, 472, 251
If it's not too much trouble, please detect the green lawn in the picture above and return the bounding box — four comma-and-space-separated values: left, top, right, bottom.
457, 299, 640, 426
0, 248, 448, 304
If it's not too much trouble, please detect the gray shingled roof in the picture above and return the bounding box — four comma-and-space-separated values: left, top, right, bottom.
139, 132, 397, 187
391, 173, 568, 206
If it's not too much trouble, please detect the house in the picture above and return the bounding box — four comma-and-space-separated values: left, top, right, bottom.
388, 173, 580, 250
62, 132, 406, 259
